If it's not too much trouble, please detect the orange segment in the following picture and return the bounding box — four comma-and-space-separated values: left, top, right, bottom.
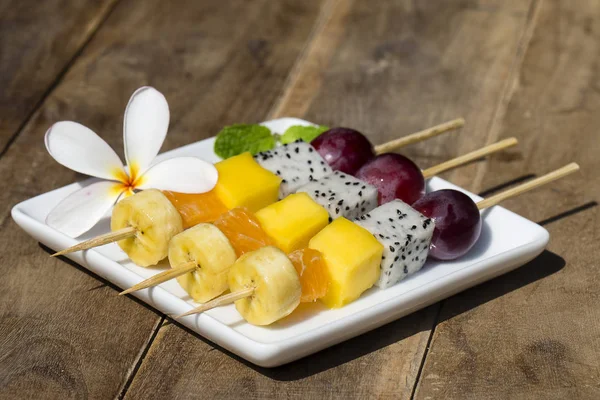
163, 190, 229, 229
214, 208, 274, 257
288, 248, 329, 303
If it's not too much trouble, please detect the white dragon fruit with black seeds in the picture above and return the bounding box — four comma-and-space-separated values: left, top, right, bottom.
355, 199, 434, 288
255, 141, 332, 199
297, 171, 378, 221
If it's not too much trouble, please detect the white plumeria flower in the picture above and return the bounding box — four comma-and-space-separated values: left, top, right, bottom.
45, 86, 218, 237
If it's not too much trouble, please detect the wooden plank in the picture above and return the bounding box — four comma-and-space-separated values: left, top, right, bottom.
0, 0, 323, 398
414, 0, 600, 399
124, 1, 535, 399
0, 0, 119, 151
125, 308, 437, 399
289, 0, 537, 191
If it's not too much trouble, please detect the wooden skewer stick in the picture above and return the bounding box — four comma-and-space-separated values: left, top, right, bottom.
374, 117, 465, 155
51, 226, 136, 257
177, 287, 255, 318
477, 163, 580, 210
422, 138, 518, 179
119, 261, 197, 296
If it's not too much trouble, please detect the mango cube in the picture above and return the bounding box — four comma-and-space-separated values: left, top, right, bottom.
309, 217, 383, 308
255, 193, 329, 253
214, 152, 282, 212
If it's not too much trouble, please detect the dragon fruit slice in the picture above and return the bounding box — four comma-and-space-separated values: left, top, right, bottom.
355, 199, 434, 288
297, 171, 378, 221
255, 141, 332, 199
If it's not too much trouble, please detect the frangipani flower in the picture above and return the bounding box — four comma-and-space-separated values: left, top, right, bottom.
45, 86, 218, 237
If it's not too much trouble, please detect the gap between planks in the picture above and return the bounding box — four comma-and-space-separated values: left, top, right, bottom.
409, 1, 543, 398
0, 0, 122, 160
409, 305, 443, 400
469, 0, 544, 194
117, 316, 165, 400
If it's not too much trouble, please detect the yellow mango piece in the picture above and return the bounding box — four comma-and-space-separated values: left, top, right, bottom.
309, 217, 383, 308
256, 193, 329, 253
214, 152, 282, 212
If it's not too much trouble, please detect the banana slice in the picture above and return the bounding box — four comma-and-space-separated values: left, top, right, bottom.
169, 223, 237, 303
111, 189, 183, 267
228, 246, 301, 326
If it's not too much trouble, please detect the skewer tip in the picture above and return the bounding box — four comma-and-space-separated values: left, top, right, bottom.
567, 162, 580, 171
176, 310, 196, 318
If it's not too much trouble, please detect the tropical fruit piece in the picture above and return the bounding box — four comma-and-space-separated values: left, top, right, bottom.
228, 246, 301, 326
356, 200, 434, 288
213, 207, 274, 257
288, 248, 329, 303
213, 152, 281, 212
163, 190, 228, 229
255, 193, 329, 253
169, 224, 237, 303
255, 141, 332, 199
309, 217, 383, 308
297, 171, 378, 222
111, 189, 183, 267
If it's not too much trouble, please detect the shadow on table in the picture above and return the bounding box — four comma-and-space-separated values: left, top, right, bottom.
477, 174, 536, 198
537, 201, 597, 227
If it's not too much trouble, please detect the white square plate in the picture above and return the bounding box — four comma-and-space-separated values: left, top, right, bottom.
12, 118, 549, 367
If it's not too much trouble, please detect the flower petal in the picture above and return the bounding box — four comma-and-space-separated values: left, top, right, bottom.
45, 121, 126, 181
137, 157, 218, 193
124, 87, 169, 178
46, 180, 124, 237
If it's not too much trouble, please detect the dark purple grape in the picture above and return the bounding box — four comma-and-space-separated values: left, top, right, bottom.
311, 127, 374, 175
412, 189, 482, 261
355, 153, 425, 205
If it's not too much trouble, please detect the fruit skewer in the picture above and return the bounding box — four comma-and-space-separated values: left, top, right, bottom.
179, 163, 579, 324
51, 121, 463, 263
255, 118, 464, 199
119, 140, 516, 297
295, 138, 518, 222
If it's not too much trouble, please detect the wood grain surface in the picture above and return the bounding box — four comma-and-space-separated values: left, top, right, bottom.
0, 0, 119, 152
1, 0, 598, 398
414, 0, 600, 398
0, 0, 322, 398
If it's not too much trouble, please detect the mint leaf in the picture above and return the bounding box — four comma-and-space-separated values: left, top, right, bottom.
214, 124, 275, 159
280, 125, 329, 144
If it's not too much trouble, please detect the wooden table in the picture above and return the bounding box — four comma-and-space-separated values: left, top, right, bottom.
1, 1, 598, 398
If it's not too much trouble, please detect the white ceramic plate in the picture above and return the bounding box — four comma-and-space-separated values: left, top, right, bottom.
12, 118, 549, 367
